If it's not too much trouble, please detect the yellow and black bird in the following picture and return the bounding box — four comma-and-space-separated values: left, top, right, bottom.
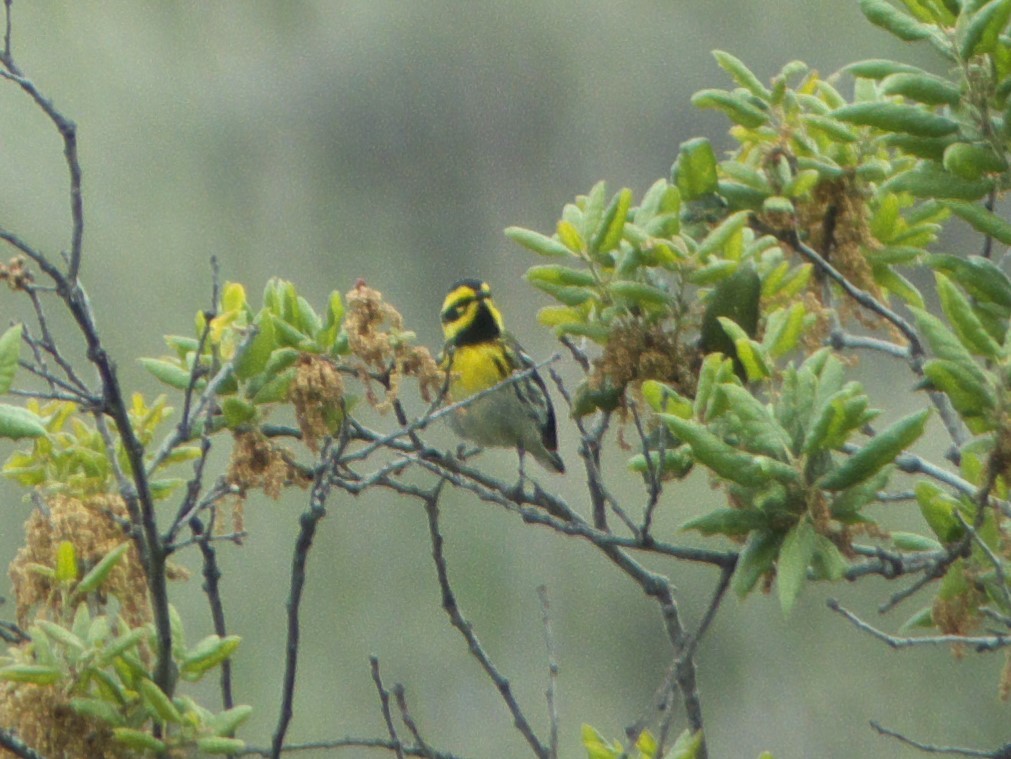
439, 279, 565, 474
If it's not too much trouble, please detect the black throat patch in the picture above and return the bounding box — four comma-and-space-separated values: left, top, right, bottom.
452, 300, 500, 346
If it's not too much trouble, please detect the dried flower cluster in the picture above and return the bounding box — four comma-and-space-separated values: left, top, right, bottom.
344, 280, 442, 411
0, 682, 133, 759
597, 320, 698, 402
227, 429, 308, 500
289, 353, 345, 451
0, 256, 32, 291
8, 494, 149, 629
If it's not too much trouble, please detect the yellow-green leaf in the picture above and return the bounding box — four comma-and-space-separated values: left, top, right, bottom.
0, 324, 22, 395
832, 102, 958, 137
505, 227, 573, 258
818, 409, 930, 491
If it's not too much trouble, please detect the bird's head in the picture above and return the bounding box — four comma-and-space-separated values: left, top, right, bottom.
440, 278, 504, 346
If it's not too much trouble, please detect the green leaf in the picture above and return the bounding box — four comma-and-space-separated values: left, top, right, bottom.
713, 50, 771, 98
662, 415, 797, 487
641, 379, 693, 418
911, 306, 977, 362
75, 542, 129, 595
943, 201, 1011, 245
830, 467, 892, 520
898, 604, 937, 631
831, 102, 959, 137
222, 396, 257, 427
591, 187, 633, 254
880, 72, 962, 105
884, 164, 995, 200
234, 316, 276, 380
627, 447, 693, 478
0, 664, 63, 684
764, 302, 807, 358
55, 540, 77, 584
732, 530, 782, 597
36, 620, 85, 651
845, 59, 928, 79
803, 384, 872, 455
882, 133, 957, 160
139, 357, 195, 391
943, 142, 1009, 179
608, 280, 670, 306
526, 279, 595, 306
860, 0, 935, 39
196, 736, 247, 755
505, 227, 573, 258
935, 272, 1001, 358
0, 324, 22, 395
98, 626, 150, 666
810, 534, 850, 580
818, 409, 930, 491
892, 532, 944, 551
718, 180, 768, 210
139, 677, 183, 724
582, 724, 622, 759
112, 728, 166, 753
674, 137, 719, 201
181, 634, 242, 679
269, 314, 311, 349
70, 697, 124, 726
716, 384, 791, 457
959, 0, 1011, 58
681, 508, 769, 536
916, 481, 966, 542
802, 114, 860, 143
923, 358, 994, 422
778, 518, 816, 614
207, 704, 254, 737
927, 254, 1011, 308
691, 89, 768, 128
668, 728, 705, 759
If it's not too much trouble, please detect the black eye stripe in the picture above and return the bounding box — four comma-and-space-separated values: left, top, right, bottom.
441, 299, 470, 322
441, 286, 490, 323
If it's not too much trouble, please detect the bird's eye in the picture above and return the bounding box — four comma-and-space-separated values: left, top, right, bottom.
441, 305, 461, 323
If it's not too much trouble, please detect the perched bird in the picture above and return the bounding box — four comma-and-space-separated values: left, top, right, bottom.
439, 278, 565, 474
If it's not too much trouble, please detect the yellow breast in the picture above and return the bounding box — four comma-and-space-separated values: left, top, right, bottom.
445, 343, 511, 399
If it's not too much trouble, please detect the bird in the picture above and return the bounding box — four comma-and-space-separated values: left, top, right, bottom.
439, 278, 565, 474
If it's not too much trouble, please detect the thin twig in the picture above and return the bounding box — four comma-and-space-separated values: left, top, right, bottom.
828, 599, 1011, 651
191, 511, 235, 711
829, 331, 911, 359
270, 438, 340, 759
0, 728, 45, 759
870, 720, 1011, 757
536, 585, 560, 759
370, 656, 405, 759
393, 685, 435, 759
423, 486, 549, 759
240, 738, 466, 758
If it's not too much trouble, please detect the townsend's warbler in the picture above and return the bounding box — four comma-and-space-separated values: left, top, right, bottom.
440, 279, 565, 474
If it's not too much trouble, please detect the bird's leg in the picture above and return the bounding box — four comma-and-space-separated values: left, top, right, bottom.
509, 446, 528, 501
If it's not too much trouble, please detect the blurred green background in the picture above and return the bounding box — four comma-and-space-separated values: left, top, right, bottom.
0, 2, 1004, 757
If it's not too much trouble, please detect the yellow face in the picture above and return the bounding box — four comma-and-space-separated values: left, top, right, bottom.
440, 279, 504, 345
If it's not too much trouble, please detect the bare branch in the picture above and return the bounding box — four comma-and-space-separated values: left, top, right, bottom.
536, 586, 560, 759
190, 511, 235, 711
423, 486, 549, 759
240, 738, 466, 758
370, 657, 405, 759
871, 721, 1011, 757
270, 438, 341, 759
828, 599, 1011, 652
829, 331, 911, 359
393, 685, 435, 759
0, 728, 45, 759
